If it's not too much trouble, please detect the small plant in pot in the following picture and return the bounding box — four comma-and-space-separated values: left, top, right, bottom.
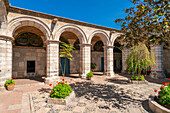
5, 78, 16, 91
91, 63, 96, 71
87, 71, 93, 80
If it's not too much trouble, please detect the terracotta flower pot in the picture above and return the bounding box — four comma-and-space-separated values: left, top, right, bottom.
6, 84, 15, 91
88, 77, 92, 80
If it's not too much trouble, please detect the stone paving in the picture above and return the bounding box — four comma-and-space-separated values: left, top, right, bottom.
31, 75, 161, 113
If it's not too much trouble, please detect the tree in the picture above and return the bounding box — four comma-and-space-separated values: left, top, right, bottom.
115, 0, 170, 48
126, 43, 155, 76
59, 41, 75, 79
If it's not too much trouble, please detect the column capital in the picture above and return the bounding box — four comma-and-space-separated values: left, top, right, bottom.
0, 35, 14, 41
45, 40, 60, 45
103, 45, 114, 49
79, 43, 92, 47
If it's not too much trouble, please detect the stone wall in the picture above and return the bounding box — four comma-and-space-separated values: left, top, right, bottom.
12, 47, 46, 78
70, 50, 80, 74
91, 51, 104, 71
163, 49, 170, 77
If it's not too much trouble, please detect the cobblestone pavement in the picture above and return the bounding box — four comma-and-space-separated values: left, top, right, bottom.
31, 75, 161, 113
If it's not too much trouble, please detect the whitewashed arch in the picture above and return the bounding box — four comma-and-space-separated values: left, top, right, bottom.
110, 33, 123, 46
7, 16, 51, 41
54, 24, 87, 44
88, 30, 110, 46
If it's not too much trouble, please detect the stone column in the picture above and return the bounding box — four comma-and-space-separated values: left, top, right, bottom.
45, 40, 60, 84
150, 46, 165, 79
0, 35, 13, 91
79, 44, 91, 79
104, 46, 114, 76
122, 47, 129, 73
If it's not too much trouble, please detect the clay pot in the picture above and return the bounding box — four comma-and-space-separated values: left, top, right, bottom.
88, 77, 92, 80
6, 84, 15, 91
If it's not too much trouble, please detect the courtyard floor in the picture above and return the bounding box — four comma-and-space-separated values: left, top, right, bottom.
0, 73, 169, 113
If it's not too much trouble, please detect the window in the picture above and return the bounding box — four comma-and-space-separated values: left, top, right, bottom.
27, 61, 35, 73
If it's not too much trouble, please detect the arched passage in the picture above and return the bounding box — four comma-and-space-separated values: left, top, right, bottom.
89, 31, 111, 76
12, 26, 47, 79
59, 31, 81, 77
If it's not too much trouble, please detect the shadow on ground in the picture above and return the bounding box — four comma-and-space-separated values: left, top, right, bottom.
70, 81, 152, 112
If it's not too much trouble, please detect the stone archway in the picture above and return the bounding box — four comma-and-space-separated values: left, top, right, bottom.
89, 31, 114, 76
12, 26, 47, 79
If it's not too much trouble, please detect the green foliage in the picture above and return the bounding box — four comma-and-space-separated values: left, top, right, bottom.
87, 71, 93, 78
91, 63, 96, 69
115, 0, 170, 48
5, 79, 16, 86
131, 75, 145, 81
50, 82, 72, 99
126, 44, 155, 75
159, 85, 170, 105
59, 41, 75, 77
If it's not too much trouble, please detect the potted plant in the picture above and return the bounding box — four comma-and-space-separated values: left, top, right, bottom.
5, 78, 16, 91
91, 63, 96, 71
48, 79, 75, 105
150, 79, 170, 113
87, 71, 93, 80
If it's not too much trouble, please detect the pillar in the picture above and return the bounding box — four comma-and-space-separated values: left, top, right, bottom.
150, 46, 165, 79
45, 40, 60, 84
122, 47, 129, 73
104, 46, 114, 76
79, 44, 91, 79
0, 35, 13, 91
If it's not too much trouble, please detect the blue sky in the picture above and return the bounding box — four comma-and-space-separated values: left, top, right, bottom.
9, 0, 134, 30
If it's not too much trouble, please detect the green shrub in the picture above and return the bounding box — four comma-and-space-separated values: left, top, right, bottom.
50, 81, 72, 99
158, 84, 170, 105
87, 71, 93, 77
131, 75, 145, 81
5, 79, 16, 86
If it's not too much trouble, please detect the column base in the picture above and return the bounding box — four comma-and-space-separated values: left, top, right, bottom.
104, 72, 115, 77
79, 74, 87, 79
44, 76, 60, 84
150, 71, 165, 79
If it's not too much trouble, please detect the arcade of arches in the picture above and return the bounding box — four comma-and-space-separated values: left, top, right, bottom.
0, 0, 169, 91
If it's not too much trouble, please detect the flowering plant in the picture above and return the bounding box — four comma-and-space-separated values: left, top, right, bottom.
87, 71, 93, 78
5, 78, 16, 86
131, 75, 145, 81
49, 79, 72, 99
154, 79, 170, 105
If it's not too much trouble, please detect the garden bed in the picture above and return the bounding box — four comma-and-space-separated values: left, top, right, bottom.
148, 96, 170, 113
47, 91, 75, 105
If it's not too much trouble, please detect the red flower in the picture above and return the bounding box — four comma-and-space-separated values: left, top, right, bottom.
51, 90, 53, 93
49, 84, 52, 86
62, 83, 65, 85
150, 70, 152, 71
161, 86, 164, 89
168, 78, 170, 80
11, 78, 13, 80
138, 74, 139, 75
58, 82, 60, 84
62, 79, 64, 81
144, 75, 146, 76
49, 95, 51, 97
158, 92, 160, 95
65, 81, 67, 83
56, 81, 58, 83
162, 82, 165, 85
154, 89, 157, 92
